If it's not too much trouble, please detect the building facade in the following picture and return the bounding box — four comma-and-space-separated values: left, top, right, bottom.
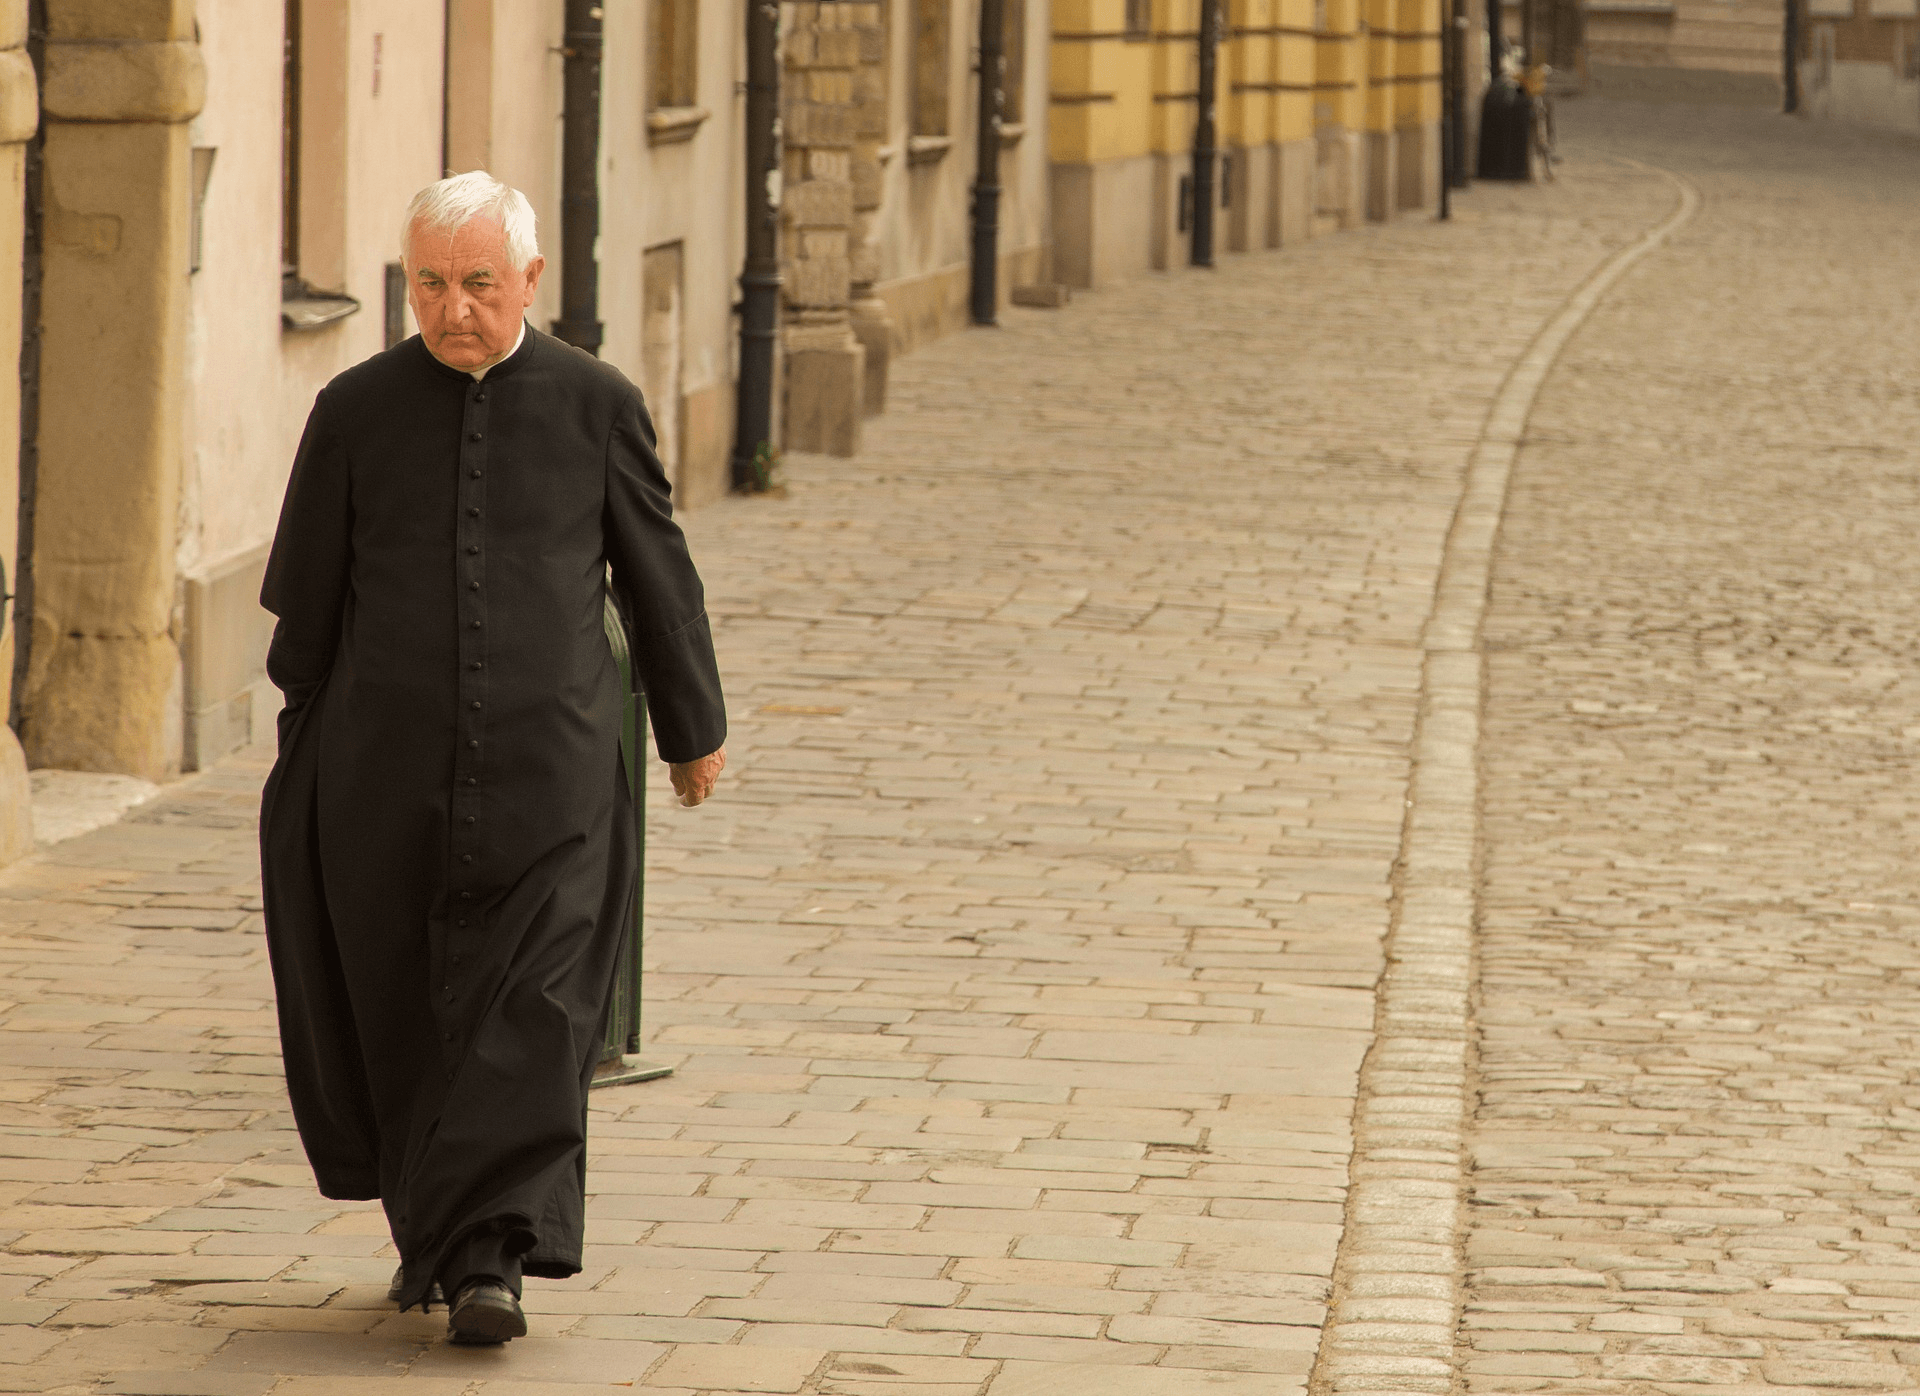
1797, 0, 1920, 132
1048, 0, 1444, 289
0, 0, 1054, 863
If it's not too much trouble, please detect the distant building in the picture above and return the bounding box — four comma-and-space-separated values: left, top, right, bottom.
1048, 0, 1448, 288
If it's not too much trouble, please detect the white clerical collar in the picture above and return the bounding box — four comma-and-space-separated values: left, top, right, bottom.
470, 322, 527, 381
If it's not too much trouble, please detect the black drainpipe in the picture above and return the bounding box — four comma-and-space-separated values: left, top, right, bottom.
1190, 0, 1219, 268
969, 0, 1006, 326
9, 0, 45, 737
1783, 0, 1800, 112
552, 0, 603, 354
731, 0, 781, 490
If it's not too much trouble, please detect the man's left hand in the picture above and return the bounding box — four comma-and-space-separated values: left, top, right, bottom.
669, 746, 726, 807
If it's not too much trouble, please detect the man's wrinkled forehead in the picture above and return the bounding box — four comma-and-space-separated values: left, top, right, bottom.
406, 216, 508, 277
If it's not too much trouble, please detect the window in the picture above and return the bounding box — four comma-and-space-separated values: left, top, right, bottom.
281, 0, 359, 328
1126, 0, 1152, 39
651, 0, 699, 110
1002, 0, 1027, 125
913, 0, 950, 137
281, 0, 299, 286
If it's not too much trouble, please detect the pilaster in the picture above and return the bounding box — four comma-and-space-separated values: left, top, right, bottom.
24, 0, 202, 777
781, 0, 868, 457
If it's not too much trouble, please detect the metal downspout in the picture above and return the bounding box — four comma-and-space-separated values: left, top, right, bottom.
9, 0, 44, 737
731, 0, 781, 490
970, 0, 1006, 326
553, 0, 603, 354
1190, 0, 1219, 268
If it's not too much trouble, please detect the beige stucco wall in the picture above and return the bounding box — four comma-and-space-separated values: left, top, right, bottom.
598, 0, 744, 508
870, 0, 1052, 343
179, 0, 446, 771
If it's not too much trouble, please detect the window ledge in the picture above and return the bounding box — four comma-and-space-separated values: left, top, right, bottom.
648, 105, 709, 145
906, 135, 952, 166
282, 289, 361, 332
877, 143, 898, 164
998, 120, 1026, 147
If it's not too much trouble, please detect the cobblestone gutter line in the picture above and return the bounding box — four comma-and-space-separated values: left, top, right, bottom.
1309, 160, 1702, 1396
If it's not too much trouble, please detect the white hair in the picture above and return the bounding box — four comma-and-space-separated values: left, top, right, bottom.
402, 171, 540, 272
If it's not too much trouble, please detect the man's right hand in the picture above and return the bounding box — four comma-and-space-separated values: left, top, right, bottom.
669, 746, 726, 807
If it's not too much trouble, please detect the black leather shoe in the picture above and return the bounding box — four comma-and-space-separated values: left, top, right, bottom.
387, 1263, 445, 1308
447, 1278, 526, 1344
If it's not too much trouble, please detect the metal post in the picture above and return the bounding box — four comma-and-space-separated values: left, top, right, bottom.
1440, 6, 1453, 221
1191, 0, 1219, 268
1783, 0, 1800, 112
731, 0, 782, 491
552, 0, 603, 354
9, 0, 44, 737
970, 0, 1006, 326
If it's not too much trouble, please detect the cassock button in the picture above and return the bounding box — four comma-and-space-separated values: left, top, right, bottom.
470, 470, 482, 479
470, 620, 482, 630
461, 854, 474, 864
443, 1031, 454, 1042
469, 661, 482, 670
467, 545, 480, 555
444, 988, 454, 1002
467, 739, 479, 748
464, 815, 476, 825
474, 390, 486, 402
460, 892, 472, 900
467, 507, 480, 517
468, 581, 480, 591
466, 777, 478, 786
457, 920, 468, 928
470, 700, 481, 710
469, 432, 483, 441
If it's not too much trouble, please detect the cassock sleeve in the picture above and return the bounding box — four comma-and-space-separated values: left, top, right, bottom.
605, 390, 728, 765
260, 389, 352, 730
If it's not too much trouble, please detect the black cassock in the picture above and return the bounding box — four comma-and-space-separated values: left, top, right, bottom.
259, 327, 724, 1309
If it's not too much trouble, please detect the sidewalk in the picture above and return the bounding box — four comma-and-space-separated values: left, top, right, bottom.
1, 141, 1669, 1395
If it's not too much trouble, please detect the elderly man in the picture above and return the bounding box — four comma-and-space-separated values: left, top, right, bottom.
259, 172, 726, 1345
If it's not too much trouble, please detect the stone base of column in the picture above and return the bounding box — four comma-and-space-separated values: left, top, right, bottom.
1314, 127, 1366, 234
1366, 129, 1398, 221
1396, 121, 1442, 211
1051, 157, 1156, 289
1277, 138, 1316, 245
0, 725, 30, 868
25, 631, 182, 779
784, 317, 865, 458
1226, 143, 1280, 252
848, 291, 892, 419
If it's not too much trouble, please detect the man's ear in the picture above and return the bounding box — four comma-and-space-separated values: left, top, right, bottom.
521, 256, 547, 303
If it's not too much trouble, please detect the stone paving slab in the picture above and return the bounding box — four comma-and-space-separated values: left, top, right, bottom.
0, 135, 1665, 1392
1466, 102, 1920, 1396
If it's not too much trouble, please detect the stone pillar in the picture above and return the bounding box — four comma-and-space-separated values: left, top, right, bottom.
844, 1, 890, 420
781, 0, 865, 457
21, 0, 202, 778
0, 0, 35, 866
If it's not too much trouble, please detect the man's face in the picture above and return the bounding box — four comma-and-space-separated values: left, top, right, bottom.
405, 216, 545, 371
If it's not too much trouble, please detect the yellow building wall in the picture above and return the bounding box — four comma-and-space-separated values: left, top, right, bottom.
1278, 0, 1316, 142
1396, 0, 1443, 124
1316, 0, 1364, 130
1050, 0, 1155, 163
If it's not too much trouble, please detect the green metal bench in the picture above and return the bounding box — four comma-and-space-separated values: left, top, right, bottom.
594, 594, 673, 1088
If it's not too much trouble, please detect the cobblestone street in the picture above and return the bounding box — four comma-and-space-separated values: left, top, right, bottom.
3, 97, 1912, 1396
1466, 104, 1920, 1395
